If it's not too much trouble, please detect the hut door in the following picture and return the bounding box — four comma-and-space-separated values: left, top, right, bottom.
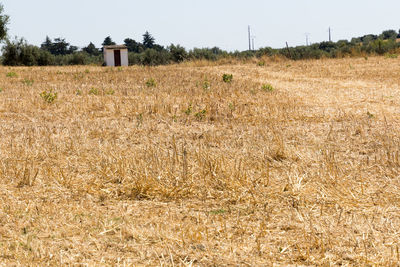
114, 50, 121, 66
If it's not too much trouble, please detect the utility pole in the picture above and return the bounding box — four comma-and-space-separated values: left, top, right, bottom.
248, 26, 251, 51
286, 42, 292, 59
328, 27, 332, 42
251, 35, 256, 51
305, 33, 310, 46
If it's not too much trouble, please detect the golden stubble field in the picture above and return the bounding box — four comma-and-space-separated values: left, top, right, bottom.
0, 56, 400, 266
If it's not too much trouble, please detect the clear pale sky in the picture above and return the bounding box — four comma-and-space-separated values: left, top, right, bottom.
2, 0, 400, 51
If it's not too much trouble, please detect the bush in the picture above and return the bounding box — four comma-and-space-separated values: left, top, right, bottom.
128, 53, 141, 65
37, 50, 55, 66
140, 49, 170, 66
69, 52, 89, 65
169, 44, 187, 63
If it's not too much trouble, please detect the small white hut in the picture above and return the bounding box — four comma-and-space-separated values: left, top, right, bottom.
103, 45, 128, 67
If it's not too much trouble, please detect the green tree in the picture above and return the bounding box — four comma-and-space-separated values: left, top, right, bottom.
52, 38, 71, 55
361, 34, 377, 45
40, 37, 74, 55
102, 36, 116, 46
2, 37, 48, 66
380, 30, 397, 40
83, 42, 100, 56
41, 36, 52, 51
142, 31, 155, 49
124, 38, 143, 53
0, 3, 9, 42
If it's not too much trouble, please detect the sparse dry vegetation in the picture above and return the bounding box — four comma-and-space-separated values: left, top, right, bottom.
1, 57, 400, 265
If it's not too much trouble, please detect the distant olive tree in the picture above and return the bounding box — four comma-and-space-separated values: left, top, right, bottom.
168, 44, 187, 62
2, 37, 53, 66
380, 30, 397, 40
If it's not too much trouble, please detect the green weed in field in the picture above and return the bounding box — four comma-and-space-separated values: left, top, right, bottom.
195, 109, 207, 121
146, 78, 157, 87
40, 90, 57, 104
105, 89, 115, 95
89, 87, 99, 95
261, 83, 274, 92
222, 73, 233, 83
184, 103, 192, 115
22, 78, 34, 86
6, 72, 17, 78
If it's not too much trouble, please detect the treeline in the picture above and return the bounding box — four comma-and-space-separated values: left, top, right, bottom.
269, 29, 400, 60
2, 29, 400, 66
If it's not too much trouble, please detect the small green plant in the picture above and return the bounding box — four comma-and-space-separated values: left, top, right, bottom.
145, 78, 157, 88
367, 111, 374, 118
210, 209, 227, 215
117, 67, 123, 72
385, 53, 398, 59
74, 73, 84, 80
0, 88, 3, 93
261, 83, 274, 92
136, 113, 143, 127
257, 61, 265, 66
222, 74, 233, 83
105, 89, 115, 95
40, 90, 57, 104
84, 69, 90, 74
76, 89, 82, 96
228, 102, 235, 112
202, 79, 211, 90
194, 109, 207, 121
22, 78, 34, 86
89, 87, 99, 95
184, 103, 193, 115
6, 72, 17, 78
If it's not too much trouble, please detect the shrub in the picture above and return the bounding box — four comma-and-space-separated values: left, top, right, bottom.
169, 44, 187, 63
69, 52, 89, 65
128, 52, 141, 65
141, 49, 170, 66
37, 50, 55, 66
188, 47, 225, 61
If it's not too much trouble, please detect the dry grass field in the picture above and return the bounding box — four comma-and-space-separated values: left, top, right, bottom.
0, 56, 400, 266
